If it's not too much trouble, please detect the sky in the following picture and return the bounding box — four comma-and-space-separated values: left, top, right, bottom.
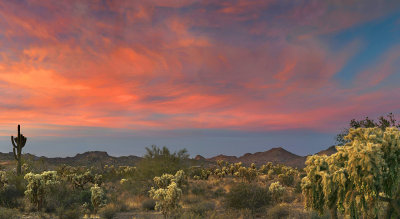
0, 0, 400, 158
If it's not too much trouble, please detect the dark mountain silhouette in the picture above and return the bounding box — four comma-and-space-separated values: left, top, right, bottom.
0, 146, 337, 169
0, 151, 141, 167
204, 146, 339, 168
206, 147, 306, 168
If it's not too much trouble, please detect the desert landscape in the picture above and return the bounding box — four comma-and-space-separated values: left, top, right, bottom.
1, 0, 400, 218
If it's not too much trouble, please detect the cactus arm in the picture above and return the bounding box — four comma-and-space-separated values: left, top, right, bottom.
11, 136, 17, 148
12, 147, 18, 160
21, 135, 26, 148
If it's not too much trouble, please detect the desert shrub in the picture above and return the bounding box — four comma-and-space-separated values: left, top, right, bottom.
46, 180, 91, 214
309, 211, 330, 219
142, 198, 156, 211
212, 187, 226, 198
182, 195, 202, 205
0, 207, 18, 219
0, 172, 24, 208
267, 204, 290, 219
189, 201, 215, 217
56, 207, 83, 219
136, 146, 189, 181
0, 185, 21, 208
208, 209, 252, 219
99, 204, 118, 219
178, 211, 203, 219
190, 185, 206, 196
225, 183, 269, 214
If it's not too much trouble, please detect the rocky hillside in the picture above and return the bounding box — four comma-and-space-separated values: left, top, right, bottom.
316, 145, 337, 156
0, 146, 337, 169
206, 147, 306, 168
0, 151, 142, 167
204, 146, 338, 168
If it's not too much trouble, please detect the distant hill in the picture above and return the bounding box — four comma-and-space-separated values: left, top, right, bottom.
0, 151, 142, 167
206, 147, 306, 168
316, 145, 337, 156
0, 146, 337, 169
204, 146, 338, 168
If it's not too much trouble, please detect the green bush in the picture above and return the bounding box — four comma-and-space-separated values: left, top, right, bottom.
0, 207, 18, 219
0, 185, 21, 208
183, 196, 201, 205
212, 188, 226, 198
225, 183, 269, 213
100, 204, 118, 219
141, 198, 156, 211
267, 204, 290, 219
309, 211, 330, 219
56, 207, 82, 219
191, 185, 206, 196
136, 146, 189, 181
189, 201, 215, 217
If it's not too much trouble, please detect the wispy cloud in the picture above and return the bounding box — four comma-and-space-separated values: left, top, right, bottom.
0, 0, 399, 138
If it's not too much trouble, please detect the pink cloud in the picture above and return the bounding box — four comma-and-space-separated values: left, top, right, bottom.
0, 0, 399, 136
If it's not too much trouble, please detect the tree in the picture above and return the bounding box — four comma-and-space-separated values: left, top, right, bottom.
303, 127, 400, 219
336, 113, 400, 145
136, 145, 189, 180
24, 171, 59, 210
11, 124, 27, 175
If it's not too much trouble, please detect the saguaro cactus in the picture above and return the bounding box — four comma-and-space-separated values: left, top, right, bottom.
11, 124, 27, 175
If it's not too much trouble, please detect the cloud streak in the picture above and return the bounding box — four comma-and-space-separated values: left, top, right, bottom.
0, 0, 399, 139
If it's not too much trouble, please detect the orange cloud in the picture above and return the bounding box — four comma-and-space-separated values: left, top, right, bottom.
0, 0, 399, 137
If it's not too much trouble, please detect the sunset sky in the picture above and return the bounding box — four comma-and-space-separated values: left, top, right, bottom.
0, 0, 400, 157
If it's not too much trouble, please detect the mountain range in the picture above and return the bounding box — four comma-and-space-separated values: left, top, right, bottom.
196, 146, 337, 168
0, 146, 338, 169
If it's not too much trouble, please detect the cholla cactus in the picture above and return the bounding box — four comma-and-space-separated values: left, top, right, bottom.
120, 178, 128, 185
302, 127, 400, 218
0, 171, 8, 189
69, 171, 96, 189
235, 166, 258, 183
149, 182, 182, 218
153, 170, 187, 189
201, 169, 211, 180
90, 184, 106, 214
24, 171, 59, 210
116, 166, 136, 177
269, 181, 285, 203
149, 170, 185, 218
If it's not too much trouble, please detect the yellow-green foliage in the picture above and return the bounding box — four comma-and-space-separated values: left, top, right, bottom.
24, 171, 59, 210
234, 165, 258, 183
0, 171, 7, 189
302, 127, 400, 218
90, 184, 106, 214
269, 181, 285, 203
149, 170, 186, 218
